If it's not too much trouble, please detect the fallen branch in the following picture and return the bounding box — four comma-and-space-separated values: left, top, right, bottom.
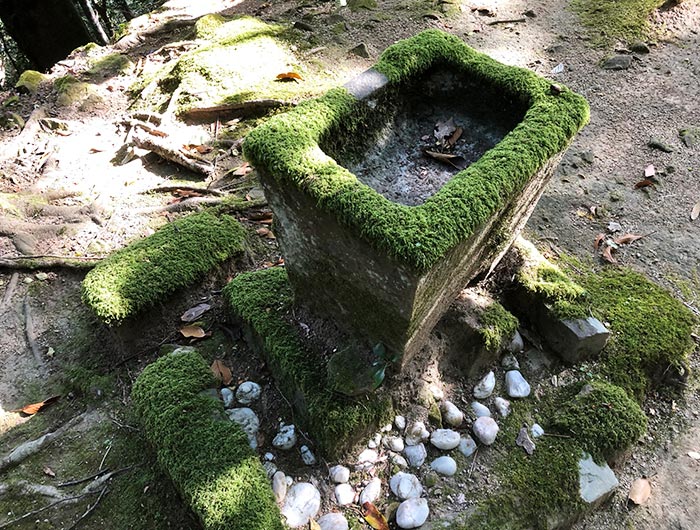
180, 99, 294, 122
0, 256, 102, 271
487, 17, 527, 25
142, 185, 223, 197
58, 469, 110, 488
1, 272, 19, 308
0, 491, 88, 528
136, 196, 227, 214
131, 128, 214, 176
0, 413, 85, 474
66, 485, 108, 530
23, 296, 44, 366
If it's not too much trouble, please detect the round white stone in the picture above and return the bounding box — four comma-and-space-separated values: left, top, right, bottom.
471, 401, 491, 418
441, 400, 464, 427
235, 381, 261, 404
395, 415, 407, 430
494, 397, 511, 417
281, 482, 321, 528
391, 453, 409, 468
430, 456, 457, 476
430, 429, 460, 450
300, 445, 317, 465
226, 408, 259, 449
273, 424, 297, 450
404, 421, 430, 446
473, 416, 499, 445
429, 384, 444, 400
396, 497, 429, 529
329, 465, 350, 484
359, 477, 381, 505
272, 471, 287, 503
356, 448, 378, 470
334, 483, 355, 506
506, 370, 531, 398
509, 330, 524, 353
531, 423, 545, 438
390, 472, 423, 500
385, 436, 405, 452
403, 443, 427, 468
318, 512, 349, 530
458, 436, 477, 457
221, 387, 234, 408
473, 371, 496, 399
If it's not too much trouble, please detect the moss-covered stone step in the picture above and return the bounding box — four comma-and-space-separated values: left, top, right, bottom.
131, 347, 283, 530
223, 267, 393, 457
82, 212, 245, 324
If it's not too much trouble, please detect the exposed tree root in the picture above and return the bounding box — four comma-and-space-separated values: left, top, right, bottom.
23, 296, 44, 367
131, 127, 214, 176
142, 185, 223, 197
0, 273, 19, 309
0, 256, 101, 271
180, 99, 294, 122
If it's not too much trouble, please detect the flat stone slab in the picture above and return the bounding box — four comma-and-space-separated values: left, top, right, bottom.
579, 453, 619, 505
541, 314, 610, 364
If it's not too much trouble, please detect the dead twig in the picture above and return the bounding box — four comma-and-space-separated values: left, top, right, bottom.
65, 485, 109, 530
0, 492, 88, 528
58, 469, 110, 488
0, 256, 102, 271
23, 296, 44, 366
468, 448, 479, 478
487, 17, 527, 25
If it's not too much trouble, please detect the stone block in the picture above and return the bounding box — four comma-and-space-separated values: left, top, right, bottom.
543, 315, 610, 363
578, 453, 619, 506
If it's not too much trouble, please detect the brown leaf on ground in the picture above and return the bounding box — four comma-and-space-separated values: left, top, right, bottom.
614, 233, 644, 245
276, 72, 303, 81
691, 201, 700, 221
256, 227, 271, 236
183, 144, 213, 154
309, 521, 321, 530
180, 303, 211, 322
634, 179, 655, 189
424, 150, 468, 169
446, 126, 463, 148
363, 502, 389, 530
180, 325, 206, 338
602, 245, 617, 264
628, 477, 651, 505
594, 233, 606, 251
11, 395, 61, 416
228, 162, 252, 177
211, 360, 233, 385
516, 426, 536, 455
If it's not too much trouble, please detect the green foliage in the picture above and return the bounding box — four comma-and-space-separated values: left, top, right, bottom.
131, 348, 283, 530
478, 302, 519, 352
82, 212, 246, 324
244, 30, 589, 273
572, 0, 663, 46
224, 268, 393, 455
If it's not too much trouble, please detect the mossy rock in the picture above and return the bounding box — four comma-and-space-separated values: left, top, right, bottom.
87, 53, 134, 77
478, 302, 519, 352
15, 70, 49, 94
131, 347, 283, 530
54, 75, 103, 107
82, 212, 246, 325
572, 0, 663, 46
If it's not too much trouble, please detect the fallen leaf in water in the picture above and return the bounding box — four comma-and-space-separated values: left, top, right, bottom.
691, 202, 700, 221
628, 478, 651, 505
688, 451, 700, 460
309, 521, 321, 530
614, 233, 644, 245
43, 467, 56, 477
180, 325, 206, 338
644, 164, 655, 177
424, 150, 468, 170
602, 245, 617, 264
434, 117, 456, 141
180, 303, 211, 322
446, 126, 463, 148
12, 395, 61, 415
363, 502, 389, 530
594, 233, 606, 251
634, 179, 655, 189
276, 72, 303, 81
211, 360, 233, 385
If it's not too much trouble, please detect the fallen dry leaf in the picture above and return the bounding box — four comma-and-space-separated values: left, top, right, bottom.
256, 227, 271, 237
594, 233, 606, 251
309, 521, 321, 530
43, 466, 56, 478
180, 325, 206, 338
634, 179, 655, 189
229, 162, 252, 177
614, 233, 644, 245
688, 451, 700, 460
180, 303, 211, 322
434, 117, 457, 140
644, 164, 655, 178
446, 126, 463, 148
424, 150, 468, 170
628, 477, 651, 505
691, 202, 700, 221
602, 245, 617, 264
183, 144, 213, 154
363, 502, 389, 530
12, 395, 61, 416
276, 72, 303, 81
211, 360, 233, 386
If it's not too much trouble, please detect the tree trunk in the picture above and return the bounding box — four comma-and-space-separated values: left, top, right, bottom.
0, 0, 94, 71
77, 0, 109, 45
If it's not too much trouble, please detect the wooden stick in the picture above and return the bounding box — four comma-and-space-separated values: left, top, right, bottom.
0, 492, 89, 528
488, 17, 527, 25
65, 485, 108, 530
0, 256, 102, 271
142, 185, 223, 196
131, 128, 214, 176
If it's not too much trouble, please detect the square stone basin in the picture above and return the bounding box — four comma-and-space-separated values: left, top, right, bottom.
243, 30, 589, 368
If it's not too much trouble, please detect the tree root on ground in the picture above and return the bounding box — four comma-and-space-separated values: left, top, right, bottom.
131, 127, 214, 176
0, 256, 102, 271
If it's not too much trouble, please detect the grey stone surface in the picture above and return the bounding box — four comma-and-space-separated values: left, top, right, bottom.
473, 371, 496, 399
405, 421, 430, 446
494, 396, 511, 417
508, 330, 524, 352
546, 316, 610, 364
430, 456, 457, 476
343, 68, 388, 100
473, 417, 499, 445
501, 352, 520, 371
404, 443, 428, 467
226, 408, 260, 449
471, 401, 492, 418
459, 436, 477, 457
390, 472, 423, 500
505, 370, 531, 398
221, 387, 234, 408
334, 483, 355, 505
579, 453, 619, 505
273, 424, 297, 450
430, 429, 460, 450
235, 381, 261, 404
272, 471, 287, 504
318, 513, 349, 530
396, 497, 429, 529
329, 465, 350, 484
300, 445, 317, 465
359, 477, 382, 505
441, 400, 464, 426
602, 55, 632, 70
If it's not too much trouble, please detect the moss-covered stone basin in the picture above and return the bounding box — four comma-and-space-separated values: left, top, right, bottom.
244, 30, 590, 367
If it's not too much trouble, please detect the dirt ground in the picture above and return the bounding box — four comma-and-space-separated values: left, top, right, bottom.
0, 0, 698, 528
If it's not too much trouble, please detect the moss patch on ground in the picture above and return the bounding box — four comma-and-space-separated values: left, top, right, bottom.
478, 302, 519, 352
224, 267, 393, 456
131, 347, 283, 530
571, 0, 663, 46
82, 211, 246, 325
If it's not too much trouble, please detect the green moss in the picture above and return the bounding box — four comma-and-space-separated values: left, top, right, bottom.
15, 70, 49, 93
572, 0, 663, 46
550, 380, 647, 460
243, 30, 589, 273
87, 53, 134, 76
81, 212, 246, 324
223, 268, 393, 456
478, 302, 519, 352
54, 75, 102, 107
131, 348, 283, 530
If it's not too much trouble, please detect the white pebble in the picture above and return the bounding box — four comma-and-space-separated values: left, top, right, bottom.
273, 424, 297, 450
430, 456, 457, 476
236, 381, 261, 404
458, 436, 477, 457
494, 397, 511, 417
359, 477, 381, 505
272, 471, 287, 504
471, 401, 491, 418
300, 445, 317, 466
473, 371, 496, 399
396, 497, 429, 529
334, 483, 355, 505
405, 421, 430, 446
318, 512, 349, 530
329, 465, 350, 484
430, 429, 460, 450
356, 449, 378, 470
221, 387, 234, 408
385, 436, 405, 452
506, 370, 531, 398
473, 416, 499, 445
531, 423, 545, 438
440, 400, 464, 427
403, 443, 427, 467
390, 472, 423, 500
391, 453, 409, 468
264, 452, 275, 461
395, 415, 407, 430
281, 482, 321, 528
429, 384, 444, 400
509, 330, 524, 353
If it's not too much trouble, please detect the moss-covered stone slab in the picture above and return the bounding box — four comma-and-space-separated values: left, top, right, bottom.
82, 212, 246, 324
244, 30, 589, 368
15, 70, 49, 94
223, 267, 393, 457
131, 347, 283, 530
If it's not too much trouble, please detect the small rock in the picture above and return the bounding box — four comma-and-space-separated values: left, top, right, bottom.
368, 439, 378, 449
531, 423, 545, 438
516, 426, 536, 455
501, 353, 520, 371
359, 477, 381, 505
221, 387, 234, 408
429, 384, 444, 400
579, 453, 619, 505
318, 513, 349, 530
381, 423, 393, 432
505, 370, 531, 398
459, 436, 477, 457
405, 421, 430, 446
440, 400, 464, 427
648, 138, 674, 153
430, 456, 457, 476
473, 371, 495, 399
390, 472, 423, 500
264, 452, 275, 461
356, 449, 378, 470
580, 150, 594, 164
272, 471, 287, 504
404, 443, 427, 467
35, 272, 49, 281
430, 429, 460, 450
473, 417, 499, 445
293, 21, 314, 32
263, 461, 277, 477
602, 55, 632, 70
494, 397, 511, 417
300, 445, 317, 465
395, 415, 407, 430
334, 483, 355, 505
607, 221, 622, 233
236, 381, 261, 404
630, 41, 650, 54
350, 43, 370, 58
282, 482, 321, 528
226, 408, 259, 449
471, 401, 491, 418
329, 465, 350, 484
508, 331, 524, 353
273, 424, 297, 450
392, 453, 409, 468
396, 497, 429, 529
385, 436, 405, 452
